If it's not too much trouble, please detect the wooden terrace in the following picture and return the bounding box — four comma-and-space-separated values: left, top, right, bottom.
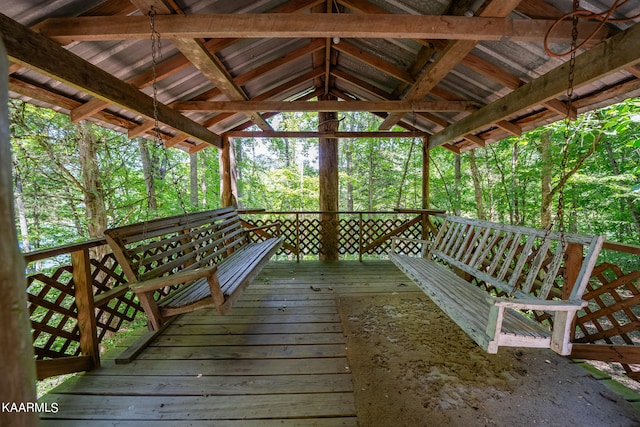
38, 260, 418, 426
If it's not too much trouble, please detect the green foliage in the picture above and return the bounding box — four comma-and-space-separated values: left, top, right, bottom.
9, 99, 640, 252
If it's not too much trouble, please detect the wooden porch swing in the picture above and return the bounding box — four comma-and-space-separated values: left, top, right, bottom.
391, 2, 607, 356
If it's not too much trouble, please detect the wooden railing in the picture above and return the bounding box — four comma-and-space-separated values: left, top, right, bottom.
571, 241, 640, 379
22, 211, 640, 380
239, 209, 443, 261
25, 238, 140, 379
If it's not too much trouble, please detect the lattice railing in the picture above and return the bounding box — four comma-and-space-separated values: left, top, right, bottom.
571, 242, 640, 379
25, 239, 144, 379
241, 210, 441, 260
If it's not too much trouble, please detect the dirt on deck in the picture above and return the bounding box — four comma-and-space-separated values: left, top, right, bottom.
336, 292, 640, 427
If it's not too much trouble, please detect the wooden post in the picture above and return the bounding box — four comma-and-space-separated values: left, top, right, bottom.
318, 95, 339, 260
71, 248, 100, 369
220, 136, 238, 208
0, 39, 40, 426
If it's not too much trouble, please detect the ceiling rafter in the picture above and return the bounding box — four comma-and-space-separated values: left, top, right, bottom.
129, 0, 273, 132
379, 0, 523, 130
171, 99, 479, 113
35, 14, 607, 44
0, 12, 221, 147
429, 21, 640, 148
69, 0, 321, 130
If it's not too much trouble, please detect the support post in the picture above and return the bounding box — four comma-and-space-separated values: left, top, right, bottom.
318, 95, 339, 260
220, 136, 238, 208
0, 39, 39, 427
71, 248, 100, 370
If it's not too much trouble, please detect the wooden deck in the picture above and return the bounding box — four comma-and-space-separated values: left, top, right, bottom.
39, 260, 419, 426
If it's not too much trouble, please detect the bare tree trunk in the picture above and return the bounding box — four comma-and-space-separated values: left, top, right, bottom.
0, 39, 39, 427
512, 141, 520, 224
12, 158, 30, 252
395, 140, 414, 209
603, 139, 640, 234
468, 150, 486, 220
190, 152, 198, 210
540, 130, 553, 229
137, 138, 157, 211
368, 141, 374, 212
454, 153, 461, 215
77, 122, 107, 239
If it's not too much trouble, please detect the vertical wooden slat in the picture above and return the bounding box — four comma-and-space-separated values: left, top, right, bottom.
486, 231, 514, 275
538, 241, 568, 299
472, 229, 500, 269
296, 212, 300, 262
520, 236, 552, 294
496, 232, 524, 282
506, 236, 537, 292
563, 243, 584, 299
71, 248, 100, 369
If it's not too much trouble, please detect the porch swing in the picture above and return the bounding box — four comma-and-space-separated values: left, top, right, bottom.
389, 1, 607, 356
104, 8, 283, 332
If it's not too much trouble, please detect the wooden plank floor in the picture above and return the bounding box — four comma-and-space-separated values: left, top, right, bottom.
39, 260, 418, 426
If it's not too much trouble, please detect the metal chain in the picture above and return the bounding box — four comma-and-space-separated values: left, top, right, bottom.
147, 7, 189, 216
149, 7, 162, 147
556, 0, 580, 233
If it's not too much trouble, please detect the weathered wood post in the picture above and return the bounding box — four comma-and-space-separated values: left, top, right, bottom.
0, 40, 40, 426
318, 96, 339, 260
220, 136, 238, 208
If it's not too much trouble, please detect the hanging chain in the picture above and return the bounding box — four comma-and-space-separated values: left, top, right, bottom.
149, 7, 162, 147
555, 0, 580, 234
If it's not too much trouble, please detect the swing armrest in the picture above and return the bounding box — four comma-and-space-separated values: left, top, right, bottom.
490, 297, 587, 312
131, 266, 218, 294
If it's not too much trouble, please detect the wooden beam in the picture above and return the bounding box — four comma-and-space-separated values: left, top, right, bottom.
130, 1, 272, 133
464, 134, 486, 148
495, 120, 522, 136
223, 130, 427, 138
0, 13, 221, 147
172, 100, 478, 113
379, 0, 523, 130
37, 14, 608, 44
430, 22, 640, 148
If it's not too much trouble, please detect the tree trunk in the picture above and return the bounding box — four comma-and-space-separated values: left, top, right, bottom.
468, 150, 486, 220
368, 140, 374, 212
318, 102, 339, 261
540, 130, 553, 229
12, 158, 31, 252
190, 152, 198, 210
603, 139, 640, 234
77, 122, 107, 240
0, 39, 40, 427
396, 139, 414, 209
346, 140, 353, 211
512, 141, 520, 224
137, 138, 157, 211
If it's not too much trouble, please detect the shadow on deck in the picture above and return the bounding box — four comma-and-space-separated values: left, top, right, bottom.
39, 260, 419, 426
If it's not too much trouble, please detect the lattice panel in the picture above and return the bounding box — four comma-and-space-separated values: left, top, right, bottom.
27, 249, 154, 360
241, 213, 432, 258
27, 264, 80, 359
574, 263, 640, 377
91, 253, 144, 341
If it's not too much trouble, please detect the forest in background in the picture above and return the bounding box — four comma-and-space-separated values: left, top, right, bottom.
8, 98, 640, 254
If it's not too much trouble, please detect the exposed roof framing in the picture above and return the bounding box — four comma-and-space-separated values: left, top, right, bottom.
2, 0, 640, 152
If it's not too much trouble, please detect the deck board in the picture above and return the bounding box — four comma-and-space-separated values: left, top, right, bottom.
39, 260, 417, 425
